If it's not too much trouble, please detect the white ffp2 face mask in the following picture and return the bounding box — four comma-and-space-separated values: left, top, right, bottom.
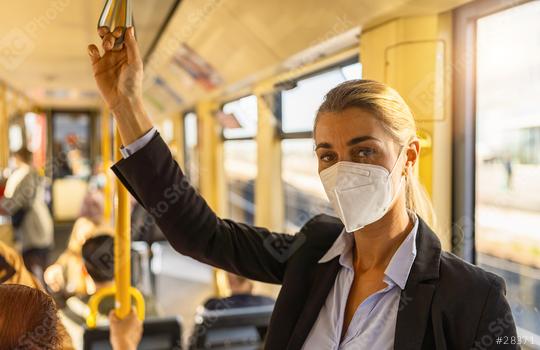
319, 157, 404, 233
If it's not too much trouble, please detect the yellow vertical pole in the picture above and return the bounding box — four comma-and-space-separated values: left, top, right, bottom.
196, 101, 223, 213
254, 85, 284, 231
0, 83, 9, 169
113, 127, 131, 318
252, 85, 285, 299
196, 100, 227, 296
101, 107, 113, 224
173, 113, 185, 167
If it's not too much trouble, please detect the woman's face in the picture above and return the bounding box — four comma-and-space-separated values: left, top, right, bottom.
314, 107, 418, 190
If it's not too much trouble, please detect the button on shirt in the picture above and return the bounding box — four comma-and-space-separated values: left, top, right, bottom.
302, 215, 419, 350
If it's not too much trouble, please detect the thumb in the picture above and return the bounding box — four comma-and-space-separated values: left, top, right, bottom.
125, 27, 141, 66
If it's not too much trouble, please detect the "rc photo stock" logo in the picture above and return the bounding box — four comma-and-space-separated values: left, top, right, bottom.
0, 29, 36, 71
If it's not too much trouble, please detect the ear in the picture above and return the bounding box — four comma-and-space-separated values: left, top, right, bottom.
405, 138, 420, 174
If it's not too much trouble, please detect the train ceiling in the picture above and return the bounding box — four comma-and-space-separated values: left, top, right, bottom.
0, 0, 472, 114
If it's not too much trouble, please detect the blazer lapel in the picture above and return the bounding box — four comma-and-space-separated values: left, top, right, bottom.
394, 282, 436, 349
286, 257, 341, 350
394, 218, 442, 350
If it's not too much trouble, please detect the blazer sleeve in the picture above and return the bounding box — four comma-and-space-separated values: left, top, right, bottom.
112, 133, 298, 284
471, 275, 519, 349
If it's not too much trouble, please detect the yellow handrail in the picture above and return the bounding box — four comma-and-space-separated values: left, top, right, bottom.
86, 285, 145, 328
101, 107, 113, 224
114, 128, 132, 319
86, 128, 146, 329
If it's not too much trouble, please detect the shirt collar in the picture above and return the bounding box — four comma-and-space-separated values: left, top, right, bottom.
318, 213, 419, 290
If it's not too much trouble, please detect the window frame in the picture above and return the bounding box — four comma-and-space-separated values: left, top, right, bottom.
276, 56, 360, 140
452, 0, 534, 263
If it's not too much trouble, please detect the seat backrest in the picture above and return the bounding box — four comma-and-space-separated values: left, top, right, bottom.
83, 316, 183, 350
189, 304, 274, 350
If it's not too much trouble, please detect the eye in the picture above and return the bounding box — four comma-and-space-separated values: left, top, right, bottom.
354, 147, 375, 158
319, 152, 336, 163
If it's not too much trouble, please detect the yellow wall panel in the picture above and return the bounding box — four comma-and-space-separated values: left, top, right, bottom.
360, 14, 453, 249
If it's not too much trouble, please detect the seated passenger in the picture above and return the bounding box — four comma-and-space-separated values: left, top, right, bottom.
0, 284, 62, 349
0, 240, 41, 288
64, 234, 156, 325
63, 234, 115, 325
204, 272, 275, 310
44, 218, 111, 301
0, 284, 142, 350
0, 241, 76, 350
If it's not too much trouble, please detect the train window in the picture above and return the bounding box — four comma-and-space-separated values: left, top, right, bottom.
475, 1, 540, 338
279, 61, 360, 230
282, 139, 332, 232
183, 112, 199, 188
224, 140, 256, 224
280, 61, 361, 135
221, 95, 258, 140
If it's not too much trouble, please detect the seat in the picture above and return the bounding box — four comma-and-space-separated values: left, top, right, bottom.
188, 304, 274, 350
83, 316, 183, 350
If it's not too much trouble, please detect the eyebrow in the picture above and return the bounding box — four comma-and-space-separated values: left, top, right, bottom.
315, 135, 380, 151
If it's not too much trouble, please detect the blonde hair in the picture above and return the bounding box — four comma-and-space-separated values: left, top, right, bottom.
315, 79, 436, 228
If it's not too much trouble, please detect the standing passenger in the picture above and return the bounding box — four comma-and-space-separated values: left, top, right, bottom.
0, 148, 53, 285
87, 26, 518, 349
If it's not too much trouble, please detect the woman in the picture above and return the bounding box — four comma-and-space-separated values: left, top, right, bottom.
87, 27, 518, 349
0, 148, 53, 284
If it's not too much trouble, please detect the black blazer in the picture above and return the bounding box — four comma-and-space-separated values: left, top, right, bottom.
112, 134, 519, 350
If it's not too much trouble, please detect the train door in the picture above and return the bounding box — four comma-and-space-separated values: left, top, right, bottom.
454, 0, 540, 341
50, 111, 96, 223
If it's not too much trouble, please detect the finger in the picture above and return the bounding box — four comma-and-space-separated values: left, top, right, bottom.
125, 27, 141, 65
102, 33, 116, 52
88, 44, 101, 65
112, 27, 124, 39
98, 26, 110, 38
108, 310, 119, 322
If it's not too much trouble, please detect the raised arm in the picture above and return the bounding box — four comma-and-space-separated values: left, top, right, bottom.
88, 27, 152, 145
88, 27, 299, 284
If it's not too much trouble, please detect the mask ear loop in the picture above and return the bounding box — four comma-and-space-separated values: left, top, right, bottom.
387, 145, 406, 180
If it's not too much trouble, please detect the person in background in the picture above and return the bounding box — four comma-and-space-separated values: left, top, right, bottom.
0, 240, 40, 288
0, 284, 142, 350
0, 243, 76, 350
0, 284, 62, 349
45, 219, 111, 302
80, 169, 106, 226
62, 234, 115, 325
64, 234, 157, 325
204, 272, 275, 310
0, 147, 53, 285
